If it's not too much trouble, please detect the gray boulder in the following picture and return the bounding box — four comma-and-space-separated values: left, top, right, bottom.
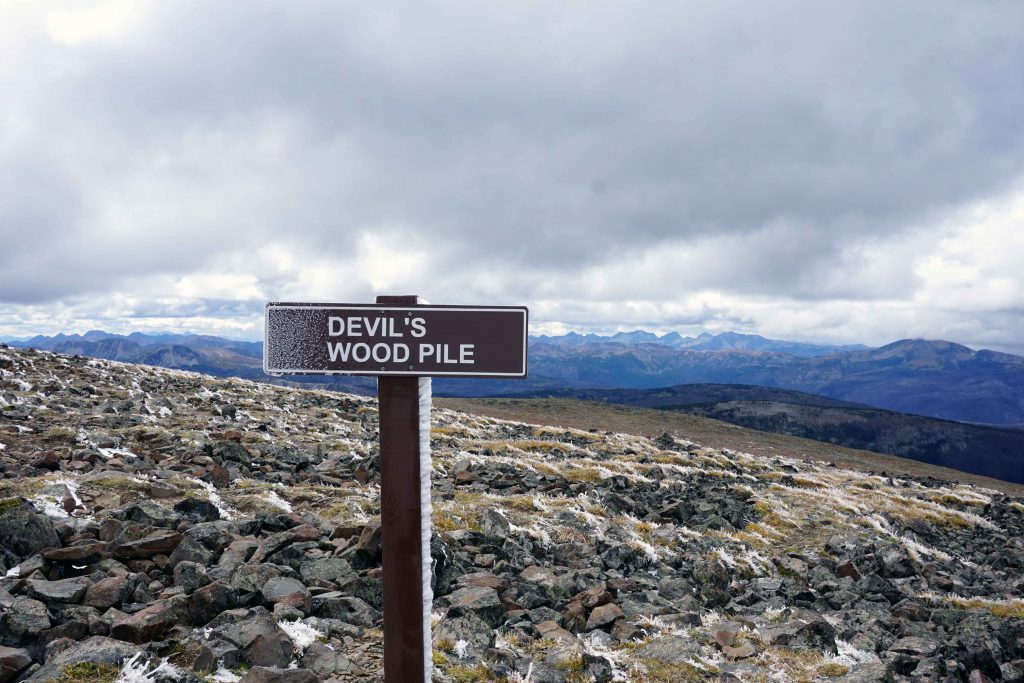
27, 577, 90, 604
311, 594, 380, 627
173, 561, 211, 595
433, 611, 494, 660
0, 597, 50, 645
261, 577, 310, 609
232, 564, 282, 593
84, 576, 130, 610
0, 500, 60, 561
0, 646, 32, 683
445, 586, 505, 629
214, 615, 294, 668
632, 636, 703, 663
299, 558, 352, 584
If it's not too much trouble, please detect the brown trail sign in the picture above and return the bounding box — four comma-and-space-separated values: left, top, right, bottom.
264, 302, 527, 377
264, 297, 528, 682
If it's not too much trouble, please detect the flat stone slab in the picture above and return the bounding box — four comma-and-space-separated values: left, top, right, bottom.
27, 577, 90, 603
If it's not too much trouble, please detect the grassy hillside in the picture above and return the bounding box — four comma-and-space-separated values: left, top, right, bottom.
481, 383, 1024, 484
438, 397, 1024, 497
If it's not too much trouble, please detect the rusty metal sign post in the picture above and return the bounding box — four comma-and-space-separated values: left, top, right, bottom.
265, 297, 528, 682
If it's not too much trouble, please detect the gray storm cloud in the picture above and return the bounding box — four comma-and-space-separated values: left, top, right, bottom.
0, 0, 1023, 350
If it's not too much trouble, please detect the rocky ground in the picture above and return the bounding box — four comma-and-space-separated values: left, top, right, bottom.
0, 345, 1022, 683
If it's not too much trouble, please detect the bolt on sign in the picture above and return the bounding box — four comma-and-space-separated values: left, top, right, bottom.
264, 298, 528, 683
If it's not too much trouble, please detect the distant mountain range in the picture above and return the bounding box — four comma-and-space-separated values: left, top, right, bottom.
8, 331, 266, 381
505, 383, 1024, 483
534, 330, 866, 357
516, 337, 1024, 426
7, 329, 1024, 427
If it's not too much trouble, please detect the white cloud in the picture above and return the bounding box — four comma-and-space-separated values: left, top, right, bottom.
45, 0, 154, 47
175, 273, 262, 301
1, 1, 1023, 353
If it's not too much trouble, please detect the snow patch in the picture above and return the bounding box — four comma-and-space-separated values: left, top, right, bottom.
210, 666, 241, 683
98, 447, 137, 459
277, 619, 323, 654
31, 477, 83, 519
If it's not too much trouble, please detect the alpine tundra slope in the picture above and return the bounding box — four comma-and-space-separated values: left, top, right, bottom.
0, 345, 1023, 682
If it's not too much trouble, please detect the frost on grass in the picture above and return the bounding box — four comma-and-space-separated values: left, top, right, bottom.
195, 479, 237, 520
581, 633, 632, 682
263, 489, 293, 513
115, 653, 181, 683
861, 514, 953, 563
835, 640, 881, 666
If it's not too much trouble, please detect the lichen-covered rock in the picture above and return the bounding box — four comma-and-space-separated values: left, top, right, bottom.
0, 501, 60, 562
0, 597, 51, 645
23, 637, 139, 683
311, 594, 380, 626
433, 611, 494, 660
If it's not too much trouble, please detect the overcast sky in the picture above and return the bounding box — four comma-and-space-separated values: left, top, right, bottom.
1, 1, 1023, 352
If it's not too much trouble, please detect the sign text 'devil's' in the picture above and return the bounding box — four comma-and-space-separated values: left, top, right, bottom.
264, 303, 528, 377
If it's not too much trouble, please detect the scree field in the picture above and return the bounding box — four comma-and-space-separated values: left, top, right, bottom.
1, 345, 1023, 682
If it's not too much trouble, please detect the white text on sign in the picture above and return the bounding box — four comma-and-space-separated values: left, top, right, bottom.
326, 316, 475, 366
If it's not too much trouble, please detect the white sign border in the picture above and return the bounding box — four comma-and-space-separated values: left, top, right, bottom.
263, 304, 529, 377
